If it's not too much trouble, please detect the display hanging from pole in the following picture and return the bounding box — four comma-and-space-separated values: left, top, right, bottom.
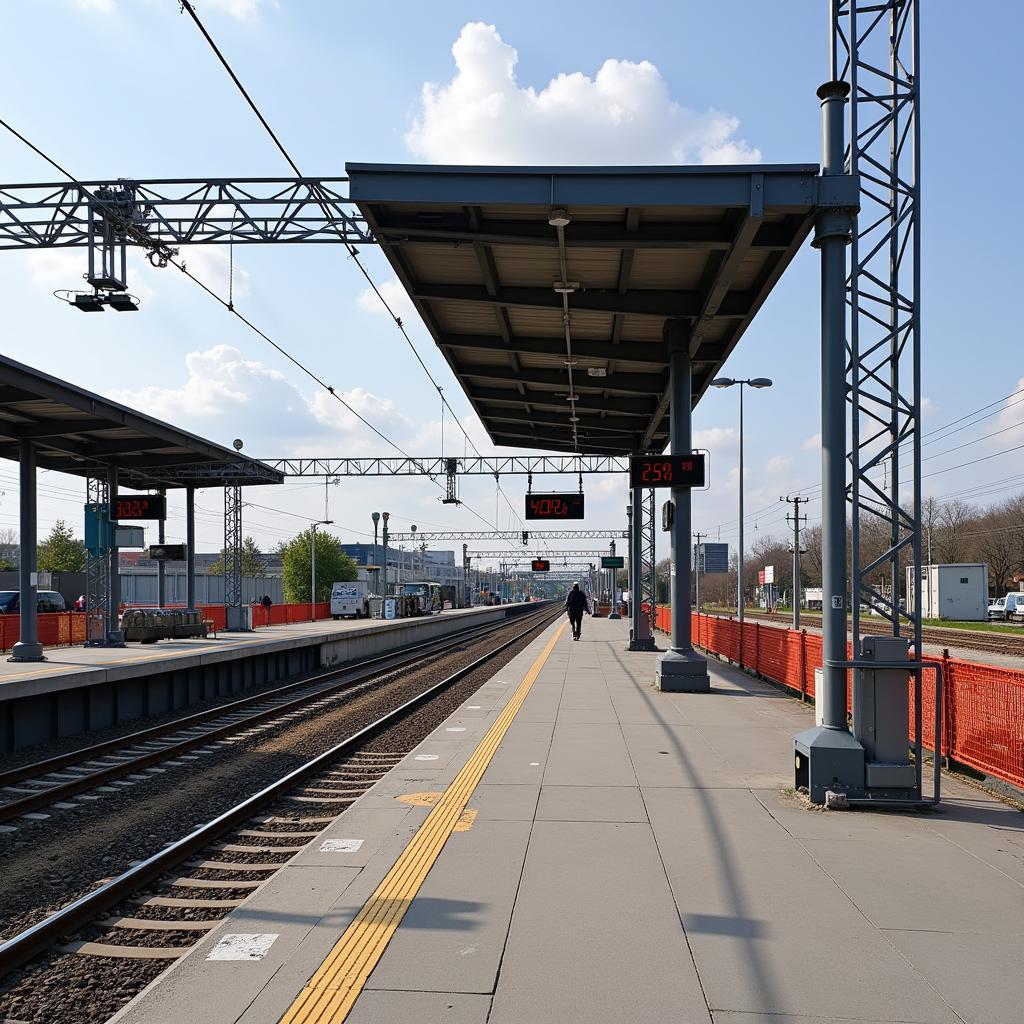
629, 453, 707, 489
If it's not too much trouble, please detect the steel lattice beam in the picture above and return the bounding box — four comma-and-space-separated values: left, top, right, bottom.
387, 529, 627, 543
264, 456, 628, 477
0, 178, 370, 251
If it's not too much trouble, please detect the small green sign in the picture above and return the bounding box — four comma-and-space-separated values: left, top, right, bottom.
601, 556, 624, 569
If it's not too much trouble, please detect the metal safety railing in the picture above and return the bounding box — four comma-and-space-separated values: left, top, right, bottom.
647, 607, 1024, 795
0, 602, 335, 652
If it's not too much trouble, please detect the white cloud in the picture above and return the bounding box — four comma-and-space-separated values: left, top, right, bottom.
405, 23, 761, 165
178, 247, 250, 302
107, 344, 312, 430
356, 277, 417, 324
694, 426, 737, 451
994, 378, 1024, 449
764, 455, 792, 475
921, 397, 937, 417
801, 432, 821, 452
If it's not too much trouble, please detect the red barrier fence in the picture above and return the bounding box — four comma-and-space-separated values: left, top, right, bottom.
0, 602, 334, 654
651, 607, 1024, 791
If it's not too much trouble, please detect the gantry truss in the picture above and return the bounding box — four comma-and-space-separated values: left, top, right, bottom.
0, 178, 370, 251
267, 456, 628, 477
467, 550, 611, 559
832, 0, 920, 653
388, 529, 627, 543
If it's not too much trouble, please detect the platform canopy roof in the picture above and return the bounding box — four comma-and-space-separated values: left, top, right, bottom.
348, 162, 831, 456
0, 354, 284, 488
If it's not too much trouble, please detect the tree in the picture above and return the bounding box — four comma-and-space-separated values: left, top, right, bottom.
280, 529, 357, 603
37, 520, 86, 572
209, 536, 268, 577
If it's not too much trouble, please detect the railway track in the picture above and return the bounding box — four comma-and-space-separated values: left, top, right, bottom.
0, 608, 549, 824
0, 603, 559, 1022
707, 609, 1024, 657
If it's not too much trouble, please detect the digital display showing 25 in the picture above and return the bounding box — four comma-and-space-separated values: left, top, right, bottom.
629, 454, 706, 489
524, 493, 585, 520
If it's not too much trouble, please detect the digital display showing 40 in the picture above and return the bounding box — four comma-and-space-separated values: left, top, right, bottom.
524, 493, 585, 520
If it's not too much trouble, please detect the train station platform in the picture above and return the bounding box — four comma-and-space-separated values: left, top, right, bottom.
0, 606, 509, 753
112, 617, 1024, 1024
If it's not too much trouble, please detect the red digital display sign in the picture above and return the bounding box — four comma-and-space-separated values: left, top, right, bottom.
531, 559, 551, 572
113, 494, 167, 520
629, 454, 706, 489
524, 493, 585, 520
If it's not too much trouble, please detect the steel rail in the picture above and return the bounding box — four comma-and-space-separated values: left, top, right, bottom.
0, 607, 550, 822
0, 604, 560, 978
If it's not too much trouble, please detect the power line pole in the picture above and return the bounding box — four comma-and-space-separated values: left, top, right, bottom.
783, 496, 807, 630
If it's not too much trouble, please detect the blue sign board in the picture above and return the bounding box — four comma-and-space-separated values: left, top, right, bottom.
695, 542, 729, 575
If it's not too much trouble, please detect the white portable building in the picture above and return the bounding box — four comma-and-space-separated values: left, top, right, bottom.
905, 564, 989, 621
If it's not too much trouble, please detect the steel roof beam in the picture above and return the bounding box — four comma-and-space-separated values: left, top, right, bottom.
485, 409, 645, 434
0, 417, 115, 439
438, 333, 666, 365
413, 283, 753, 319
470, 386, 654, 417
460, 366, 665, 396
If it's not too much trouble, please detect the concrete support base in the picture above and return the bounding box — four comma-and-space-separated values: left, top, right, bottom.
655, 648, 710, 692
628, 636, 658, 652
9, 642, 45, 662
794, 725, 865, 805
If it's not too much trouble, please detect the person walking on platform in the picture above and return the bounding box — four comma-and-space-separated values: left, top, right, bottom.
564, 582, 590, 641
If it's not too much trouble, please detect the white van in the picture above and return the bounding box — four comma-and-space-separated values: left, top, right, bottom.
331, 580, 369, 619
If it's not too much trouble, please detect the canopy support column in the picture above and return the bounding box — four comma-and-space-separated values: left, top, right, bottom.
10, 439, 44, 662
656, 319, 708, 691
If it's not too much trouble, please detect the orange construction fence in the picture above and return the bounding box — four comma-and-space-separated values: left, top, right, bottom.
0, 601, 334, 655
648, 606, 1024, 792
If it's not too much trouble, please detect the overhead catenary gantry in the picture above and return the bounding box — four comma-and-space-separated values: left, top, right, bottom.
264, 456, 628, 476
387, 529, 626, 543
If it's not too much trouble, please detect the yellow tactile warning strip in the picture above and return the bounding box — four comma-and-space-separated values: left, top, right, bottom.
278, 620, 567, 1024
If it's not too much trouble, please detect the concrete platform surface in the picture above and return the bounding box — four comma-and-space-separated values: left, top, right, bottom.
0, 605, 503, 700
112, 618, 1024, 1024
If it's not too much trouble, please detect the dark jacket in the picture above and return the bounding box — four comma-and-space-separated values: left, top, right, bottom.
564, 589, 590, 617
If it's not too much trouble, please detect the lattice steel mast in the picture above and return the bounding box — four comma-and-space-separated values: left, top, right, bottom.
833, 0, 921, 654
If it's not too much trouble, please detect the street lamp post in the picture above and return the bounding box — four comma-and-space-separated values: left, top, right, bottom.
380, 511, 390, 599
710, 377, 773, 629
310, 520, 333, 612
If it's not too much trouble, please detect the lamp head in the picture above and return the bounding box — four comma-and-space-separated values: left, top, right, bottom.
749, 377, 774, 389
371, 511, 380, 524
548, 208, 571, 228
710, 377, 735, 389
232, 438, 244, 450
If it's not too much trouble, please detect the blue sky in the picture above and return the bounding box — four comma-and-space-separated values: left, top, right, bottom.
1, 1, 1021, 568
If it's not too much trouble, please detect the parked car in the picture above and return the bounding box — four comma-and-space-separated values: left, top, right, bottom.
987, 592, 1024, 621
0, 590, 67, 613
